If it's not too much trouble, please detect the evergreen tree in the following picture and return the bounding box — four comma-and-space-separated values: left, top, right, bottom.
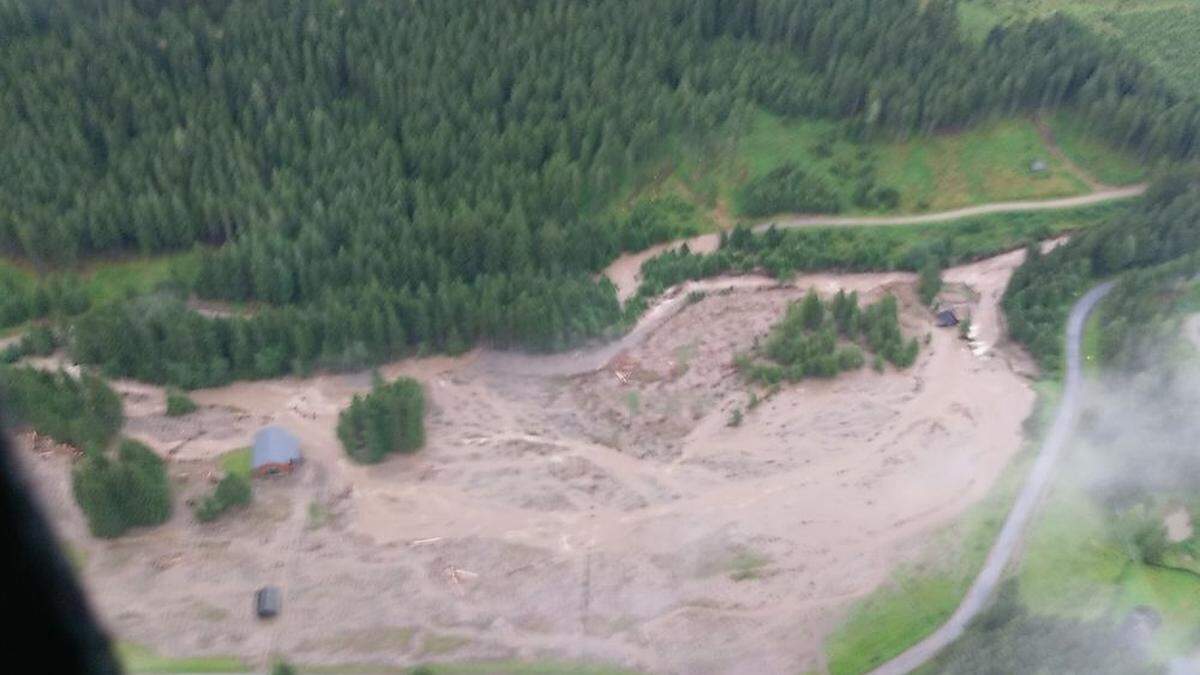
338, 376, 426, 464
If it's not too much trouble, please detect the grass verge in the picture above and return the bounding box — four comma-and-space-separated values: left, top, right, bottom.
219, 447, 252, 480
117, 642, 246, 673
297, 661, 642, 675
1081, 309, 1103, 376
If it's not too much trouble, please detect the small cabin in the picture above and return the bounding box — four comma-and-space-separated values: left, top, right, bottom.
256, 586, 281, 619
252, 426, 302, 478
935, 309, 959, 328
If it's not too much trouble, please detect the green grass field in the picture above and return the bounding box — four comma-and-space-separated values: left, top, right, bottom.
1045, 111, 1149, 186
873, 118, 1088, 211
77, 250, 200, 305
631, 108, 1134, 223
1112, 3, 1200, 97
219, 447, 253, 480
0, 249, 199, 305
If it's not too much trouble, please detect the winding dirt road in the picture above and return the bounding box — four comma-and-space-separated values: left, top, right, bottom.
762, 185, 1145, 230
869, 282, 1115, 675
604, 185, 1145, 301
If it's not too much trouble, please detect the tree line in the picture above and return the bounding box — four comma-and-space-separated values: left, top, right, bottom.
1090, 252, 1200, 375
0, 270, 90, 331
630, 204, 1099, 306
71, 273, 620, 388
1004, 171, 1200, 371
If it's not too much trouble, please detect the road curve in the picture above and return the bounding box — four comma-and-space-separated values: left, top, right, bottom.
604, 185, 1145, 301
869, 281, 1115, 675
758, 185, 1145, 231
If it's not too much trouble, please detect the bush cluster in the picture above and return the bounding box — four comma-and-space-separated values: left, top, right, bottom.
0, 366, 122, 448
72, 440, 172, 538
194, 473, 252, 523
737, 289, 917, 384
338, 375, 426, 464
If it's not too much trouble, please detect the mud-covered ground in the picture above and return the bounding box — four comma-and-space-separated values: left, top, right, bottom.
15, 249, 1041, 674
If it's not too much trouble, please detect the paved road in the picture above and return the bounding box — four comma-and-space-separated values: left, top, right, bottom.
759, 185, 1145, 231
869, 281, 1115, 675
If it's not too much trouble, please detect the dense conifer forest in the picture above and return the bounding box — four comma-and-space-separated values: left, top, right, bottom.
3, 0, 1200, 383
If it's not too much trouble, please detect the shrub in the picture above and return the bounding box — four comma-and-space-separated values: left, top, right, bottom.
918, 258, 943, 306
20, 324, 58, 356
165, 388, 198, 417
1113, 504, 1168, 565
194, 473, 252, 523
72, 440, 172, 538
728, 408, 743, 427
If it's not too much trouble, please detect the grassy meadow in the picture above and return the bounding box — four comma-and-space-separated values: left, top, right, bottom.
1017, 478, 1200, 660
628, 108, 1138, 224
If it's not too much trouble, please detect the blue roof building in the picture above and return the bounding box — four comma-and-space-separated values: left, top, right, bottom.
252, 426, 302, 477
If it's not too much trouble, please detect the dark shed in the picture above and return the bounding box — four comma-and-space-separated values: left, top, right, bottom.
256, 586, 281, 618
